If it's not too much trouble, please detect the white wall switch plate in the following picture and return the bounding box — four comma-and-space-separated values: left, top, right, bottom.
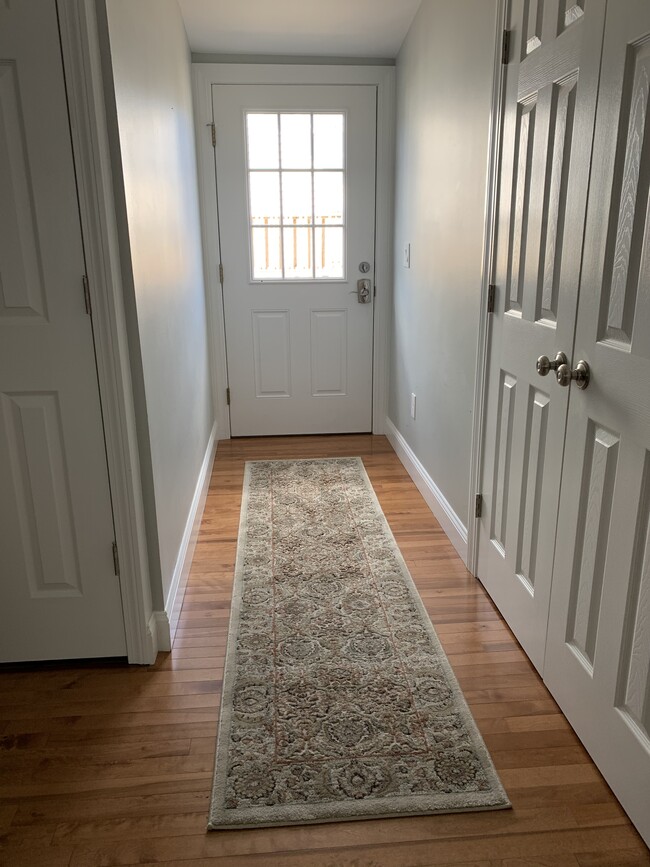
403, 243, 411, 268
410, 392, 416, 419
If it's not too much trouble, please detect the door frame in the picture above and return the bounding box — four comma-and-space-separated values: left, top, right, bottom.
192, 63, 395, 438
56, 0, 157, 664
467, 0, 509, 576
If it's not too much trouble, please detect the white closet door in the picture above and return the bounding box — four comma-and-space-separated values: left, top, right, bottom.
544, 0, 650, 847
0, 1, 126, 661
477, 0, 606, 670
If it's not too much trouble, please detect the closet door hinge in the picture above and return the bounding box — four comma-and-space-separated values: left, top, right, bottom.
475, 494, 483, 519
226, 387, 231, 406
501, 29, 511, 65
112, 541, 120, 577
210, 122, 216, 147
82, 274, 92, 316
487, 283, 496, 314
219, 262, 224, 285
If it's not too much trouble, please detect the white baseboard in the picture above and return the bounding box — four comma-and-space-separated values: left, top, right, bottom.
148, 610, 171, 654
384, 417, 468, 565
164, 421, 218, 644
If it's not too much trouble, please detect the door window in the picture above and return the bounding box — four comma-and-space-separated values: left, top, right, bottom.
245, 112, 346, 281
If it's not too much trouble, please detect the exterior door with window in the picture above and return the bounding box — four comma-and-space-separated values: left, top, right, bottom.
212, 85, 376, 436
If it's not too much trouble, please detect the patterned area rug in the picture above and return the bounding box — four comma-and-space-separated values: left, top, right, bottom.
208, 458, 509, 829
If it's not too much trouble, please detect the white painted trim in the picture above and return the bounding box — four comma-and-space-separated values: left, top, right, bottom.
192, 67, 230, 440
149, 611, 171, 654
57, 0, 156, 664
164, 422, 218, 642
467, 0, 508, 576
192, 54, 396, 67
385, 418, 468, 565
191, 63, 395, 438
371, 68, 395, 435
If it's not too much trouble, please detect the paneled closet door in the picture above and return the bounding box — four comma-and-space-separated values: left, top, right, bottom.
477, 0, 606, 671
0, 1, 126, 660
544, 0, 650, 847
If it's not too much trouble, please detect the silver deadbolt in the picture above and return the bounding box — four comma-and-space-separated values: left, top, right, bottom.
359, 261, 370, 273
356, 279, 372, 303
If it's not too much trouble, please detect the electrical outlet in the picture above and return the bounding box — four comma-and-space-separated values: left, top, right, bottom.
403, 243, 411, 269
410, 393, 416, 420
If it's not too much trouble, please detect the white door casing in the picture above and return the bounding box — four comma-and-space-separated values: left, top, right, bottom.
544, 0, 650, 846
0, 1, 127, 661
477, 0, 606, 671
212, 84, 377, 436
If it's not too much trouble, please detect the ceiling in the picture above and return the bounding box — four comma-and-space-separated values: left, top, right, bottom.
177, 0, 422, 58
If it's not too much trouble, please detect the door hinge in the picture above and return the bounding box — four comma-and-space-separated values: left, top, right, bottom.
82, 274, 92, 316
475, 494, 483, 519
487, 284, 496, 314
226, 386, 231, 406
112, 541, 120, 576
501, 29, 511, 65
210, 122, 216, 147
219, 262, 224, 285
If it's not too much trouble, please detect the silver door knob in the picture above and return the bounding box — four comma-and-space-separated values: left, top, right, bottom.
556, 360, 590, 389
537, 351, 567, 376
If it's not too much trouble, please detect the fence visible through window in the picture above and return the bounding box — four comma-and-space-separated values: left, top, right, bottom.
245, 112, 346, 281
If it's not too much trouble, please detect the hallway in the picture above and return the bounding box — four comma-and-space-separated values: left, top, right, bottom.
1, 435, 648, 865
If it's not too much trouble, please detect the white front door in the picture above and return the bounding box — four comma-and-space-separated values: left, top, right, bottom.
0, 1, 126, 661
477, 0, 606, 670
212, 85, 377, 436
544, 0, 650, 846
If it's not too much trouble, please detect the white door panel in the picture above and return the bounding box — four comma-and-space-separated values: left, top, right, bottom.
0, 1, 126, 661
545, 0, 650, 845
310, 309, 349, 396
212, 84, 376, 436
251, 310, 292, 397
478, 0, 606, 671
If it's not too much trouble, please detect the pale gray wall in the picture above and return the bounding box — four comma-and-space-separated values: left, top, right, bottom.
103, 0, 213, 608
389, 0, 497, 527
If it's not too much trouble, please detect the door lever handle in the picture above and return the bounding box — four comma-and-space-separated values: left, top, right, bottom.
537, 351, 568, 376
557, 360, 590, 389
353, 279, 372, 303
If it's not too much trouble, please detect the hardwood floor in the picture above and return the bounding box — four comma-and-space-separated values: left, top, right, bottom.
1, 434, 648, 866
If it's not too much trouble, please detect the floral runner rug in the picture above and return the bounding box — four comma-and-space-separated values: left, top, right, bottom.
208, 458, 509, 829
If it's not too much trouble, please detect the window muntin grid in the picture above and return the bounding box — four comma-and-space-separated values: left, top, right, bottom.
245, 112, 346, 281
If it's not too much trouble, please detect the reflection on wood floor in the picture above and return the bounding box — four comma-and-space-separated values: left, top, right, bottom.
1, 435, 648, 866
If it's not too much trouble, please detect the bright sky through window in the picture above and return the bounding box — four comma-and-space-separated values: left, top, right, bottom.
246, 113, 345, 280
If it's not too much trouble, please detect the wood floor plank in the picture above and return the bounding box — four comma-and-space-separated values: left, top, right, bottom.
64, 826, 649, 867
0, 435, 647, 866
0, 845, 74, 866
575, 852, 650, 866
11, 791, 210, 826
